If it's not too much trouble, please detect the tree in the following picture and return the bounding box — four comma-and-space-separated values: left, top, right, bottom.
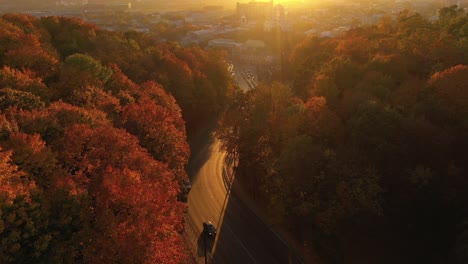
439, 5, 465, 29
0, 16, 58, 76
0, 66, 51, 103
121, 97, 189, 184
63, 53, 112, 84
40, 16, 97, 57
1, 132, 60, 190
54, 124, 186, 263
0, 147, 52, 263
426, 64, 468, 129
0, 88, 45, 111
12, 102, 110, 143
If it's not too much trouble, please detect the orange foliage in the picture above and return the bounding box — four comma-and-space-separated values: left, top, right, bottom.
335, 36, 370, 63
304, 96, 343, 144
0, 147, 31, 200
0, 16, 58, 76
121, 97, 189, 183
55, 124, 186, 263
428, 64, 468, 126
1, 132, 61, 189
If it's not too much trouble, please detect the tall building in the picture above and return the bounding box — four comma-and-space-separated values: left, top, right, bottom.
274, 4, 285, 22
237, 1, 273, 21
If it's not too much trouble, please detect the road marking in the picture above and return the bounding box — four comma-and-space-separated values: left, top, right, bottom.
223, 223, 257, 264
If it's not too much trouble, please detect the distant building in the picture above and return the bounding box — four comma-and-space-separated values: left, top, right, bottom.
274, 4, 286, 22
244, 39, 266, 50
318, 26, 350, 38
187, 29, 216, 42
241, 15, 247, 24
304, 28, 317, 37
237, 1, 273, 22
443, 0, 468, 7
320, 31, 333, 38
208, 38, 242, 57
263, 4, 291, 32
185, 10, 224, 23
133, 27, 150, 33
203, 5, 223, 12
208, 38, 240, 49
56, 0, 88, 5
443, 0, 458, 6
361, 14, 384, 25
84, 2, 131, 11
237, 39, 271, 65
264, 20, 275, 32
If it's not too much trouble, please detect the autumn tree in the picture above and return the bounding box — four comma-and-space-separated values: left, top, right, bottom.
218, 9, 468, 263
0, 148, 51, 263
11, 102, 109, 144
0, 88, 45, 111
426, 64, 468, 129
120, 96, 189, 183
54, 124, 186, 263
0, 66, 51, 103
0, 15, 58, 76
40, 16, 97, 57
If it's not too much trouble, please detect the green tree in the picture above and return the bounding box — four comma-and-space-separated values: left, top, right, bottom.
0, 88, 45, 111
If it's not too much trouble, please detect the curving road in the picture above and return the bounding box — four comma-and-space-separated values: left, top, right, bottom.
185, 133, 303, 264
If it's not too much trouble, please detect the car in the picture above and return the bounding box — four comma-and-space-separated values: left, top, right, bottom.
183, 179, 192, 192
177, 179, 191, 202
203, 221, 217, 237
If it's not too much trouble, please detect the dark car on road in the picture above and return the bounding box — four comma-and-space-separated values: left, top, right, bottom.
178, 179, 192, 203
203, 221, 217, 238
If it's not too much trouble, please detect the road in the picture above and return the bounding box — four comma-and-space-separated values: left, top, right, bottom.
185, 132, 303, 264
231, 63, 257, 92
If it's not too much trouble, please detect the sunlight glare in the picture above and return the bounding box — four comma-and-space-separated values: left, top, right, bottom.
274, 0, 307, 7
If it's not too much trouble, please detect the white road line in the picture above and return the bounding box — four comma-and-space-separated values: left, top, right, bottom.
222, 222, 257, 264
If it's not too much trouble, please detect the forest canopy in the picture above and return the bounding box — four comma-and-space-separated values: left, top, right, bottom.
0, 13, 233, 263
218, 6, 468, 264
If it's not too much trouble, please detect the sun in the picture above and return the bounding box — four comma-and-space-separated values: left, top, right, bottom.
273, 0, 306, 6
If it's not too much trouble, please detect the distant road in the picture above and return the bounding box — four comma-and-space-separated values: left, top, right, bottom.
232, 64, 257, 92
185, 133, 303, 264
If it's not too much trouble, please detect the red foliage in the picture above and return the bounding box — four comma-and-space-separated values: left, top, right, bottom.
428, 64, 468, 126
0, 66, 51, 101
139, 81, 184, 124
1, 132, 60, 189
303, 96, 343, 144
0, 16, 58, 76
106, 63, 139, 94
335, 36, 370, 63
55, 124, 186, 263
0, 147, 31, 199
121, 98, 189, 183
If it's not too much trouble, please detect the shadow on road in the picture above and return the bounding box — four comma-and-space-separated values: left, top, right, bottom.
187, 121, 217, 183
211, 167, 303, 263
197, 233, 215, 257
210, 179, 296, 264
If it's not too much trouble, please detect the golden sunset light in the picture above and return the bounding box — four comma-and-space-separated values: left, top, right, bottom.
0, 0, 467, 263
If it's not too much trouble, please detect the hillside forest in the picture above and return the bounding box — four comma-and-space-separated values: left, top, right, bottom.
218, 6, 468, 264
2, 5, 468, 264
0, 13, 233, 263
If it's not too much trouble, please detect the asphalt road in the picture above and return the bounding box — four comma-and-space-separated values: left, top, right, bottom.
185, 133, 303, 264
232, 64, 257, 92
